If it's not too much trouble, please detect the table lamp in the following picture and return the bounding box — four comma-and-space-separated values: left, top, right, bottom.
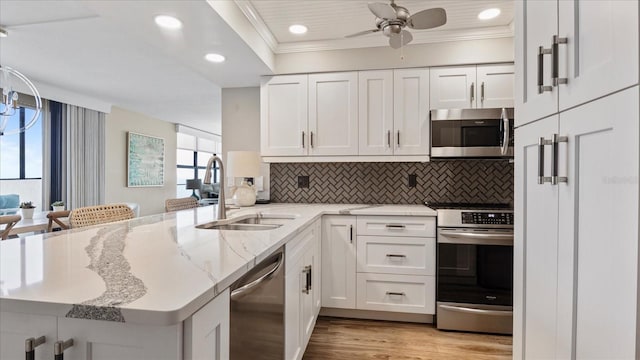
186, 179, 202, 200
226, 151, 261, 206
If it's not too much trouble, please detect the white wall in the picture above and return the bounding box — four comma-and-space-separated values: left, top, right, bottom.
220, 87, 270, 199
275, 37, 514, 74
105, 107, 177, 216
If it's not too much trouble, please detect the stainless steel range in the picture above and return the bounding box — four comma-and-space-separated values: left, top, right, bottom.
426, 202, 514, 335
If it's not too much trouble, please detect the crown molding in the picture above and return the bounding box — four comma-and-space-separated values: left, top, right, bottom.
233, 0, 278, 53
275, 26, 514, 54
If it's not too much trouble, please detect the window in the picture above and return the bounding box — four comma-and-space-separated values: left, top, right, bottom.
0, 106, 43, 210
175, 130, 222, 198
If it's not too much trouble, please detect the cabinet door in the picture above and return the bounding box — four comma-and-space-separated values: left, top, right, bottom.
0, 312, 57, 360
513, 115, 559, 360
285, 255, 304, 360
393, 68, 430, 155
301, 240, 316, 350
358, 70, 394, 155
556, 87, 639, 359
558, 0, 638, 111
514, 0, 558, 126
321, 215, 357, 309
186, 289, 230, 360
261, 75, 308, 156
58, 318, 181, 360
308, 72, 359, 156
476, 64, 515, 108
429, 66, 476, 109
312, 220, 322, 315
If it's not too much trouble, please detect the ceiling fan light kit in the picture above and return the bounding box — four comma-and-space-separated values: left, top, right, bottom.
346, 0, 447, 49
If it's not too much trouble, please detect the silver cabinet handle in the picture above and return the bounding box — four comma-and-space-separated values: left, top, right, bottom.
538, 46, 553, 93
349, 224, 353, 244
385, 224, 406, 229
396, 130, 400, 147
500, 108, 510, 155
231, 253, 283, 300
387, 130, 391, 148
538, 137, 553, 184
386, 291, 405, 297
552, 35, 568, 86
54, 339, 74, 360
310, 131, 314, 148
470, 82, 475, 104
302, 265, 311, 294
301, 131, 305, 148
386, 254, 406, 258
440, 304, 512, 317
480, 82, 485, 103
551, 133, 568, 185
25, 336, 46, 360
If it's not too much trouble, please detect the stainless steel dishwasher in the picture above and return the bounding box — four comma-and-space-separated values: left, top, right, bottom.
230, 246, 284, 360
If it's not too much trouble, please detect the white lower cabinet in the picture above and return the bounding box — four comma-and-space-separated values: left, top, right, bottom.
285, 220, 321, 360
321, 216, 357, 309
1, 291, 230, 360
356, 273, 435, 314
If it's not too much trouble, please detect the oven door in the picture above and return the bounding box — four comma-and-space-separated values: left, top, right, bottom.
437, 228, 513, 306
430, 108, 514, 158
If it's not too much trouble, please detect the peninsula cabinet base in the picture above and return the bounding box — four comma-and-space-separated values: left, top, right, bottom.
319, 307, 434, 324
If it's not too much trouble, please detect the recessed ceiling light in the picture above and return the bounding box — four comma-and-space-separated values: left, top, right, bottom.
478, 8, 501, 20
205, 53, 226, 63
0, 28, 7, 38
154, 15, 183, 30
288, 24, 308, 35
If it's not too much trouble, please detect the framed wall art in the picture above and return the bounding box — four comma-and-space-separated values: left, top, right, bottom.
127, 132, 165, 187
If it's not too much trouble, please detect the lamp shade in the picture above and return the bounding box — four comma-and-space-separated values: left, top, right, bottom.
226, 151, 261, 178
186, 179, 202, 190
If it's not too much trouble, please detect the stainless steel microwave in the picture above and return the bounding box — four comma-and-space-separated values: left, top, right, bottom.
430, 108, 514, 158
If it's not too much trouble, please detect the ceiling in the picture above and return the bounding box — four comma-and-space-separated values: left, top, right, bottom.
0, 1, 514, 134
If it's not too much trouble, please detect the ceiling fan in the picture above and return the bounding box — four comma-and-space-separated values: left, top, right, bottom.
346, 0, 447, 49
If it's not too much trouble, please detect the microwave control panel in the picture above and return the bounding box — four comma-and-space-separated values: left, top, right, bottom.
462, 212, 513, 225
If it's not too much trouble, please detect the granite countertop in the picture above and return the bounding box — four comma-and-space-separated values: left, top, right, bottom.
0, 203, 436, 326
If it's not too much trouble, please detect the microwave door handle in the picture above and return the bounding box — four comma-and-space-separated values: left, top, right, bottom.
501, 108, 509, 155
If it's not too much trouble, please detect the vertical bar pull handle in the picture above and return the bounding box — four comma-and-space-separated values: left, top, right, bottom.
396, 131, 400, 147
302, 266, 311, 294
54, 339, 74, 360
480, 82, 485, 103
538, 46, 553, 93
25, 336, 46, 360
500, 108, 509, 155
552, 35, 569, 86
310, 131, 314, 148
551, 134, 569, 185
470, 82, 475, 104
350, 224, 354, 243
301, 131, 305, 148
538, 137, 552, 184
387, 130, 391, 148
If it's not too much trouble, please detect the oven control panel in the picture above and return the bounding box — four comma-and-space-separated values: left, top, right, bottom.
462, 212, 513, 225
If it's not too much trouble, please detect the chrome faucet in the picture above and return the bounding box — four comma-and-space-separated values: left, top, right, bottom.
204, 155, 226, 220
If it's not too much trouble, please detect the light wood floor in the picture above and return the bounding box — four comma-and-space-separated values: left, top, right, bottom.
303, 317, 512, 360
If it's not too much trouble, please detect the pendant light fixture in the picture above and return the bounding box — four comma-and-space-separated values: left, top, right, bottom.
0, 66, 42, 136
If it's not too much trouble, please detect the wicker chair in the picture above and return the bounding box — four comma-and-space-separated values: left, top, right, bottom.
47, 210, 71, 232
1, 215, 22, 240
69, 204, 135, 228
165, 197, 199, 212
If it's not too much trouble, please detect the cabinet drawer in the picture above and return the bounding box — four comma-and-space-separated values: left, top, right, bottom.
357, 216, 436, 237
356, 273, 435, 314
356, 236, 435, 275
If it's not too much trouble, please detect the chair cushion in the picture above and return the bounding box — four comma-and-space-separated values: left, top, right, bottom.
0, 194, 20, 209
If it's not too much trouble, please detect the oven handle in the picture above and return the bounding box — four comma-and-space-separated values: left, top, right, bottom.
438, 230, 513, 246
439, 304, 512, 317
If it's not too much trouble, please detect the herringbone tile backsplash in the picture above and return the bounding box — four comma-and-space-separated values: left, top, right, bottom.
270, 161, 514, 205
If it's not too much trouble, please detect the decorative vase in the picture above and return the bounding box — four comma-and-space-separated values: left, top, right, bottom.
232, 181, 257, 207
21, 208, 35, 219
52, 205, 65, 212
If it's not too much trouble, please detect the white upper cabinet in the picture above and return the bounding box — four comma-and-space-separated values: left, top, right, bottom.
358, 70, 394, 156
476, 64, 515, 108
515, 0, 638, 126
261, 75, 308, 156
430, 66, 477, 109
557, 0, 638, 111
393, 68, 430, 155
431, 65, 514, 110
309, 72, 359, 156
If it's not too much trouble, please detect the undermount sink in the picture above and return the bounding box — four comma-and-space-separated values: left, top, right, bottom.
195, 213, 299, 231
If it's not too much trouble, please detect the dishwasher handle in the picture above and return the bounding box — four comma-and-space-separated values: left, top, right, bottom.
231, 252, 283, 300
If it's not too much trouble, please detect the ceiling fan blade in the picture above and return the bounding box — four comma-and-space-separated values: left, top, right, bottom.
389, 30, 413, 49
368, 2, 397, 20
408, 8, 447, 30
345, 28, 380, 38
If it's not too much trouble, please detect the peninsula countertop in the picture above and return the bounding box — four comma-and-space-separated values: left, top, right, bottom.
0, 203, 436, 326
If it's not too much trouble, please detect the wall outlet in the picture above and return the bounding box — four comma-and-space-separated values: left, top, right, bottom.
408, 174, 417, 188
298, 175, 309, 188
